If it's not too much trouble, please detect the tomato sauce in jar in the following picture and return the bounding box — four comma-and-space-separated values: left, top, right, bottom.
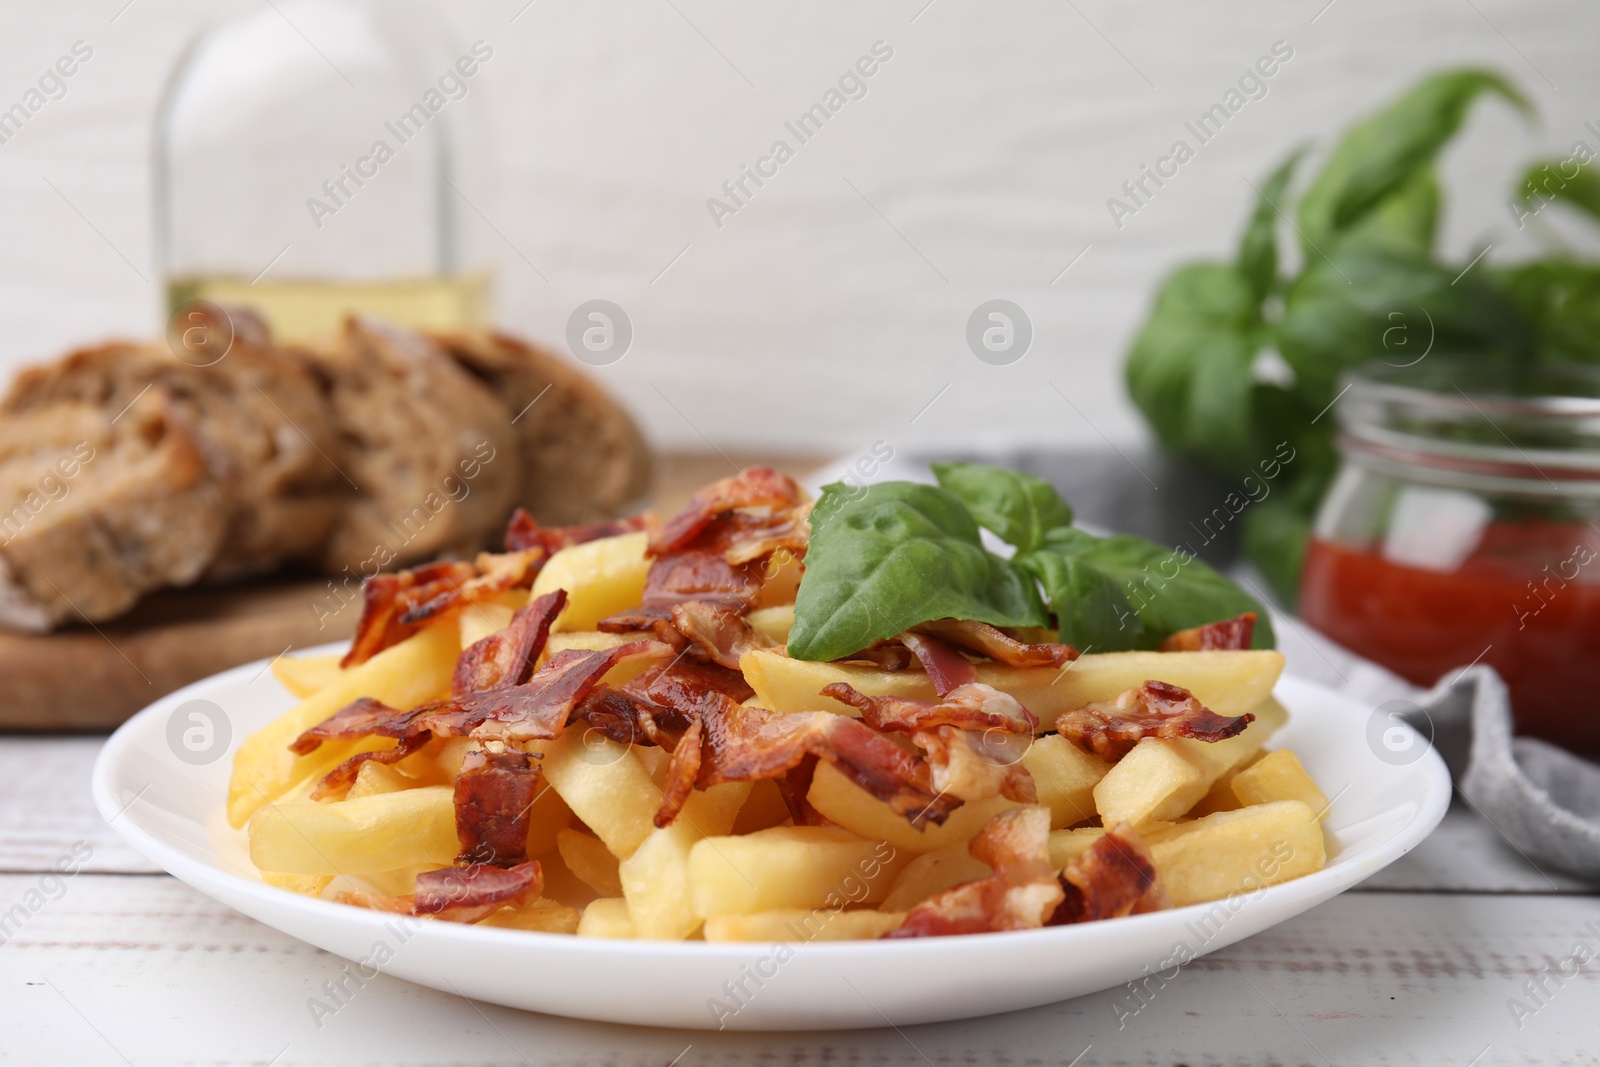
1299, 361, 1600, 755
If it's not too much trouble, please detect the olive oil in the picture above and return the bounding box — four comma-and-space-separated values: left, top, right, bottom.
165, 274, 491, 341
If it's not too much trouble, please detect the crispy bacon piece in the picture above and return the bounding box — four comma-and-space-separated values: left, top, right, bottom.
912, 725, 1037, 804
822, 682, 1038, 735
1049, 825, 1167, 924
911, 619, 1079, 669
652, 466, 806, 559
454, 749, 542, 867
899, 632, 977, 695
654, 717, 703, 828
615, 660, 959, 829
293, 641, 675, 755
1158, 612, 1258, 652
451, 591, 566, 697
669, 601, 773, 670
885, 807, 1064, 938
337, 861, 543, 924
341, 560, 480, 668
503, 507, 650, 554
311, 731, 432, 801
1055, 680, 1254, 762
834, 643, 915, 672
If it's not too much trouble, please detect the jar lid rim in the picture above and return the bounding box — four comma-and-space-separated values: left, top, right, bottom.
1340, 359, 1600, 419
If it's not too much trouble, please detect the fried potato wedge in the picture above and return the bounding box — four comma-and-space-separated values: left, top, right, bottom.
246, 785, 457, 875
619, 783, 751, 940
531, 531, 650, 631
541, 731, 662, 860
688, 826, 907, 918
270, 653, 344, 700
1230, 749, 1330, 819
228, 622, 460, 828
806, 760, 1017, 855
741, 648, 1284, 723
1146, 800, 1326, 907
577, 897, 635, 938
704, 908, 906, 943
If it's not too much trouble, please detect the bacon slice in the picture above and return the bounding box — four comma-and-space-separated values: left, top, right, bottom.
453, 749, 542, 867
911, 619, 1079, 669
503, 508, 650, 554
668, 601, 773, 670
912, 725, 1037, 804
1049, 825, 1167, 924
652, 466, 806, 559
337, 861, 543, 924
822, 682, 1038, 735
451, 590, 566, 697
899, 632, 977, 695
885, 807, 1064, 938
311, 731, 432, 801
616, 660, 960, 829
293, 640, 675, 756
1158, 612, 1258, 652
1055, 680, 1254, 762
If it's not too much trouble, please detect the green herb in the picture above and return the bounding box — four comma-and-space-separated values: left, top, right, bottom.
929, 461, 1074, 554
1017, 528, 1274, 651
787, 464, 1271, 661
786, 481, 1047, 663
1122, 66, 1593, 605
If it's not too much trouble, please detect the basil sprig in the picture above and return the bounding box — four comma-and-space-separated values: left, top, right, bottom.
787, 463, 1272, 661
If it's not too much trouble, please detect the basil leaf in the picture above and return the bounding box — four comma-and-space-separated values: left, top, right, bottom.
1336, 164, 1440, 257
1276, 244, 1535, 406
1296, 69, 1530, 253
1238, 149, 1303, 304
1125, 263, 1263, 476
788, 481, 1047, 662
1515, 160, 1600, 226
1495, 259, 1600, 363
1019, 527, 1275, 652
929, 461, 1073, 554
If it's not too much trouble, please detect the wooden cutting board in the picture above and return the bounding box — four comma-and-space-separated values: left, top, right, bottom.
0, 452, 827, 732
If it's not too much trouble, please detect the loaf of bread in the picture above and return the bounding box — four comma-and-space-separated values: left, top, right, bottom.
0, 312, 651, 631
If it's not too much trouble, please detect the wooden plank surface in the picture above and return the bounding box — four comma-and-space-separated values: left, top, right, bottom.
3, 875, 1596, 1066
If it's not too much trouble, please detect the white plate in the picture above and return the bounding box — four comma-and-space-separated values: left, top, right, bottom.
94, 646, 1450, 1031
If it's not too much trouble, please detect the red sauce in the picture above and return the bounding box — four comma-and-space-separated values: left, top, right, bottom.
1300, 523, 1600, 755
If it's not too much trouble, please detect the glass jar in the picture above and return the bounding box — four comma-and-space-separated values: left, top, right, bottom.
154, 0, 492, 339
1300, 359, 1600, 755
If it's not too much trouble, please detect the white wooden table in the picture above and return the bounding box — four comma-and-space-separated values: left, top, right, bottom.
3, 735, 1597, 1066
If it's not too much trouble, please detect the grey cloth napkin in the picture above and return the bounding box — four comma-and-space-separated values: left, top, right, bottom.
1275, 614, 1600, 881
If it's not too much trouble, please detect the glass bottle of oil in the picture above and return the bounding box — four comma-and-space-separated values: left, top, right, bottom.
155, 0, 493, 340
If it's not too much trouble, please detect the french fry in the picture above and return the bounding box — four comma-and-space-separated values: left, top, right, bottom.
806, 760, 1017, 854
1093, 696, 1289, 827
577, 897, 635, 938
261, 870, 333, 898
745, 605, 795, 646
730, 778, 792, 834
270, 653, 344, 700
246, 785, 458, 875
752, 553, 803, 608
525, 778, 576, 858
1146, 800, 1326, 907
228, 621, 459, 828
687, 826, 907, 918
1020, 734, 1109, 828
619, 783, 751, 940
1230, 749, 1330, 819
741, 648, 1284, 723
479, 897, 583, 934
557, 828, 623, 897
704, 908, 906, 943
540, 731, 662, 859
530, 531, 651, 631
880, 824, 1117, 911
1188, 770, 1246, 819
459, 592, 524, 648
345, 761, 417, 799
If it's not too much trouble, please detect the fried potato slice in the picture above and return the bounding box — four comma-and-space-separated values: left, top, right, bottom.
479, 897, 583, 934
530, 531, 650, 631
270, 653, 344, 700
704, 908, 906, 943
228, 621, 460, 828
246, 785, 458, 876
557, 828, 623, 898
1146, 800, 1326, 907
577, 897, 636, 938
745, 605, 795, 646
1093, 696, 1288, 827
741, 648, 1284, 723
687, 826, 907, 918
1230, 749, 1330, 819
806, 760, 1017, 855
619, 783, 751, 940
541, 731, 661, 860
1020, 734, 1109, 829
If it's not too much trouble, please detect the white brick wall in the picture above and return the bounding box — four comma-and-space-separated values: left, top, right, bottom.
0, 0, 1593, 453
